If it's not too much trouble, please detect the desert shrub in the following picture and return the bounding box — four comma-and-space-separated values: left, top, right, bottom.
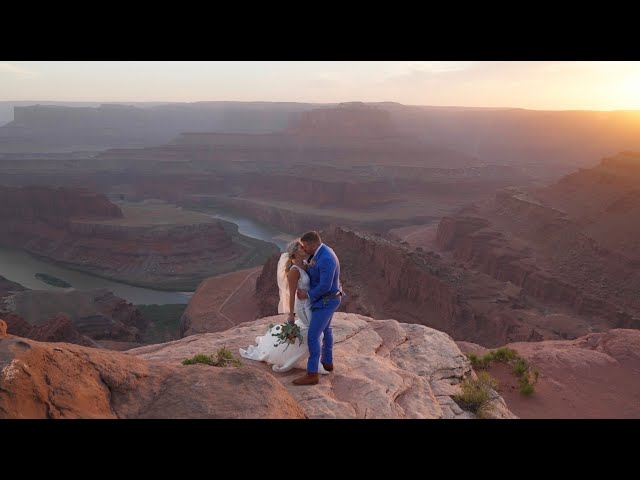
467, 352, 493, 370
477, 370, 499, 389
492, 347, 517, 362
453, 371, 499, 416
519, 378, 535, 396
182, 353, 216, 366
182, 346, 242, 367
467, 353, 479, 366
465, 347, 538, 396
478, 353, 494, 369
512, 358, 529, 377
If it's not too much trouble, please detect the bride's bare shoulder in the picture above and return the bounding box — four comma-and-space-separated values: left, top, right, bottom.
287, 266, 301, 280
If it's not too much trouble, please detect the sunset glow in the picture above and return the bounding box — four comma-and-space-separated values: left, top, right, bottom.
1, 61, 639, 110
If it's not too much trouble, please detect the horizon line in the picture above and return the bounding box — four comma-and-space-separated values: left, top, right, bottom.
2, 99, 640, 113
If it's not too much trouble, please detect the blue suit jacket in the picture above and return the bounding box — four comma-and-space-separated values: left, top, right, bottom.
306, 243, 341, 310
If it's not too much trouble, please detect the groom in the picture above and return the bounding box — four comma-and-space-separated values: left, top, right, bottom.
293, 230, 342, 386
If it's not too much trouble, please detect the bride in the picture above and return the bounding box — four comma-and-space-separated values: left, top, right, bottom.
239, 240, 329, 375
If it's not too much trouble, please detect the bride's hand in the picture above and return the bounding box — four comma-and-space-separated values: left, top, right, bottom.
287, 312, 295, 323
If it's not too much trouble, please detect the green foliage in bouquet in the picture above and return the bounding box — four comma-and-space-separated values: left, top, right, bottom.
268, 323, 304, 351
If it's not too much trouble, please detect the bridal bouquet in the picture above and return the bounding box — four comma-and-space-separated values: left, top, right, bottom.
268, 322, 304, 350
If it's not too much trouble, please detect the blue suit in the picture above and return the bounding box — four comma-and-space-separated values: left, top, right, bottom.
305, 243, 342, 373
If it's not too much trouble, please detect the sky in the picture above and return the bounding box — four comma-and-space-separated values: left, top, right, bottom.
1, 61, 639, 110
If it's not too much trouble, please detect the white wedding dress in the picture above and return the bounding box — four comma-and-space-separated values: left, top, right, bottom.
239, 264, 329, 374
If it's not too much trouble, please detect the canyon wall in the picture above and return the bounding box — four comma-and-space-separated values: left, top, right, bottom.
0, 102, 314, 150
435, 181, 640, 332
256, 226, 543, 346
286, 102, 397, 137
0, 185, 122, 224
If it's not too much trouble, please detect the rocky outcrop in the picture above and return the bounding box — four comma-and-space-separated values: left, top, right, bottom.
2, 312, 95, 347
458, 329, 640, 418
0, 333, 304, 419
0, 312, 514, 419
132, 313, 515, 419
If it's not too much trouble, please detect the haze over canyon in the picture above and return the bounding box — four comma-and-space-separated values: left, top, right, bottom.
1, 94, 639, 419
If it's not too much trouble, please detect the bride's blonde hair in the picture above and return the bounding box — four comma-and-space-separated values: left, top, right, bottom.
284, 240, 300, 273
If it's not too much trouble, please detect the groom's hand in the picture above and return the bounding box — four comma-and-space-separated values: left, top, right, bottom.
296, 289, 308, 300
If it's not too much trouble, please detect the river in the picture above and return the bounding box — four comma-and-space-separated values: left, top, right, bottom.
208, 211, 295, 251
0, 212, 293, 305
0, 247, 194, 304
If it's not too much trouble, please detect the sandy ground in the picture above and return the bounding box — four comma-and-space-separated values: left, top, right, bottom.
488, 360, 640, 419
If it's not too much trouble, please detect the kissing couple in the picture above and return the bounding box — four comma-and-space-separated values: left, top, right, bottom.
239, 230, 343, 385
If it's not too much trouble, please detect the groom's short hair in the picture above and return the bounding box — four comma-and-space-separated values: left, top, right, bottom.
300, 231, 321, 243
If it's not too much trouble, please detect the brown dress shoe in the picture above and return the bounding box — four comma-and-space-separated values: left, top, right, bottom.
292, 372, 320, 386
322, 363, 334, 372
